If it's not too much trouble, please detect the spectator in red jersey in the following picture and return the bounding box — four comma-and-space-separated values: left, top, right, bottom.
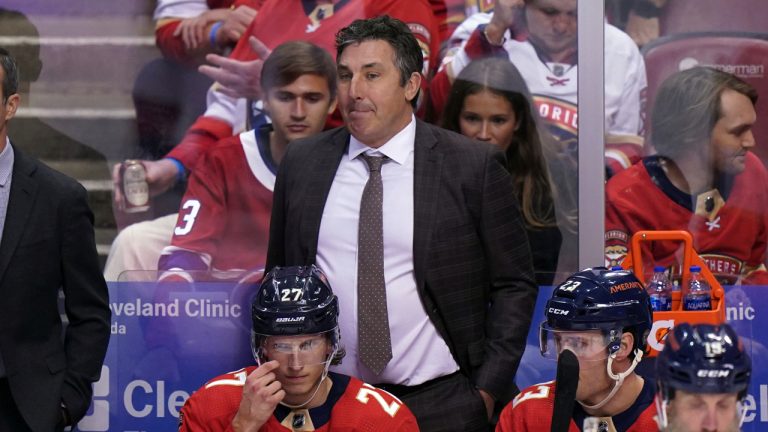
105, 40, 335, 281
178, 265, 419, 431
441, 57, 577, 285
157, 41, 337, 279
605, 67, 768, 286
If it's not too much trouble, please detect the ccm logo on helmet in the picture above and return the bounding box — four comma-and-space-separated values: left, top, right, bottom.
275, 317, 305, 323
548, 308, 569, 316
697, 369, 731, 378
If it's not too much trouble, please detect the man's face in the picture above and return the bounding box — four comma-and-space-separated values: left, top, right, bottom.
710, 89, 756, 175
525, 0, 578, 57
263, 334, 332, 405
459, 89, 519, 151
263, 74, 336, 144
554, 330, 616, 404
337, 39, 420, 148
665, 390, 741, 432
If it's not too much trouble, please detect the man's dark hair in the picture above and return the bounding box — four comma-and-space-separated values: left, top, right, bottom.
261, 41, 337, 100
335, 15, 422, 107
0, 47, 19, 103
651, 66, 757, 158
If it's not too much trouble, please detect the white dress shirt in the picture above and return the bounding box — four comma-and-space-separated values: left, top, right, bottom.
317, 116, 459, 384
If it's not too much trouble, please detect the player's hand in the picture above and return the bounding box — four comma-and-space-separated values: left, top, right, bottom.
488, 0, 525, 42
199, 36, 272, 100
624, 12, 659, 47
174, 9, 229, 50
231, 361, 285, 432
478, 389, 495, 420
214, 5, 258, 47
111, 159, 180, 209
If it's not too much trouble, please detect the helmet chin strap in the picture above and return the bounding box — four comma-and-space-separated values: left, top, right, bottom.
655, 394, 669, 429
279, 346, 338, 410
738, 400, 747, 427
578, 348, 643, 411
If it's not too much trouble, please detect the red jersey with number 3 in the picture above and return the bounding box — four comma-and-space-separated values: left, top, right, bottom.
158, 126, 275, 274
178, 368, 419, 431
496, 380, 658, 432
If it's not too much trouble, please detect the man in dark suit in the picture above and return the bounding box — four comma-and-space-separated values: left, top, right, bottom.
0, 48, 111, 431
266, 16, 537, 430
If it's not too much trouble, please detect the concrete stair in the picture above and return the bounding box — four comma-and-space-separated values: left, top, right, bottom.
4, 0, 161, 270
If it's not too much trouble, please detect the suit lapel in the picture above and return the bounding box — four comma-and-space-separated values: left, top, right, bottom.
413, 120, 441, 289
0, 146, 38, 285
301, 128, 349, 262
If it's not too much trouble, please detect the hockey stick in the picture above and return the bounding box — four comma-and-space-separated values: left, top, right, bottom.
551, 349, 579, 432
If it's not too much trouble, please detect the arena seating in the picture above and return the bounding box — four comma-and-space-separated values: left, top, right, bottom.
642, 32, 768, 163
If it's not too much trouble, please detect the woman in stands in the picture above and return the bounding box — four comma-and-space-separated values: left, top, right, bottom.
442, 57, 574, 285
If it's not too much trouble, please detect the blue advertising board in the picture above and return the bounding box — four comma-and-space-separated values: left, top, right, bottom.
73, 281, 768, 431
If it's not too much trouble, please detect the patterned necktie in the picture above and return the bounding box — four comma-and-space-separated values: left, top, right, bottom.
357, 154, 392, 375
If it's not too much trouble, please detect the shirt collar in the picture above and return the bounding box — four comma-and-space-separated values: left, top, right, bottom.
347, 115, 415, 165
0, 138, 14, 187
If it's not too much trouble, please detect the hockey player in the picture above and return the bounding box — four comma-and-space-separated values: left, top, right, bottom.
156, 41, 337, 277
178, 265, 419, 431
605, 67, 768, 285
496, 267, 657, 431
656, 323, 752, 432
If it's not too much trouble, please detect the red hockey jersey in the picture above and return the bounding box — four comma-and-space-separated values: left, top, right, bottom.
168, 0, 440, 171
605, 153, 768, 285
496, 379, 658, 432
155, 0, 264, 64
178, 368, 419, 431
159, 126, 275, 274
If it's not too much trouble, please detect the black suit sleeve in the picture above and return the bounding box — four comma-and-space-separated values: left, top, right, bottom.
474, 147, 537, 402
59, 182, 111, 422
265, 140, 292, 272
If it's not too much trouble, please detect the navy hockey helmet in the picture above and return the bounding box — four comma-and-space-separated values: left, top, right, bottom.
656, 323, 751, 399
251, 265, 343, 366
252, 264, 339, 337
540, 267, 653, 358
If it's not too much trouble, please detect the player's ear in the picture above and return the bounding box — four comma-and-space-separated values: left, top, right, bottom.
615, 332, 635, 361
3, 93, 19, 121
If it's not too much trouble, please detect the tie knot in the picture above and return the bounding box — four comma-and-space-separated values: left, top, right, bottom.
361, 154, 387, 172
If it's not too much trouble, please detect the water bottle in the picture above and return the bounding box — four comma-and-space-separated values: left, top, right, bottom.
683, 266, 712, 311
647, 266, 672, 311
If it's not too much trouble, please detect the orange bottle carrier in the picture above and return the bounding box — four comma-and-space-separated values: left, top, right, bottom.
621, 230, 726, 357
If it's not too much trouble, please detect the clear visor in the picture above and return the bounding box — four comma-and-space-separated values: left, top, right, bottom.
540, 326, 616, 362
252, 329, 337, 368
